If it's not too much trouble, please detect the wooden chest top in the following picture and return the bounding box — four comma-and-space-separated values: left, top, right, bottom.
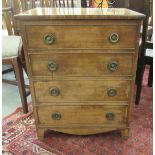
15, 8, 145, 20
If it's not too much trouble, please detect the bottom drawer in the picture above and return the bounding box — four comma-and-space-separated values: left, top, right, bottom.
37, 105, 128, 126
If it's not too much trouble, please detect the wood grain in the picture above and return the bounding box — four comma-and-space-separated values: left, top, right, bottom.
29, 52, 134, 77
37, 105, 128, 125
26, 25, 137, 49
34, 80, 131, 103
37, 127, 128, 135
14, 8, 145, 20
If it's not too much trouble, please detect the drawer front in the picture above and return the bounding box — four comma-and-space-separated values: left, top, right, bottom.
26, 25, 136, 49
37, 105, 127, 125
30, 53, 134, 77
34, 80, 131, 103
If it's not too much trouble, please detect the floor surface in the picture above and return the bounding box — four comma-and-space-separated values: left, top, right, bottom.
2, 65, 31, 118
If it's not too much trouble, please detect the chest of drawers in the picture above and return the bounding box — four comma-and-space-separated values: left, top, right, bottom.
15, 8, 144, 140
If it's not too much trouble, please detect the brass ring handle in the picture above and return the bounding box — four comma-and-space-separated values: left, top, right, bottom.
49, 87, 60, 96
109, 33, 119, 43
44, 33, 55, 45
107, 88, 117, 97
107, 61, 118, 71
48, 60, 58, 71
106, 112, 114, 120
52, 112, 61, 120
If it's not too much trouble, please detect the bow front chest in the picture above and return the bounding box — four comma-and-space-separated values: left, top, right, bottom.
15, 8, 144, 140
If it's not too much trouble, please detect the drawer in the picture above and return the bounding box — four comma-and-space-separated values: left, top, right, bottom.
30, 53, 134, 77
37, 105, 127, 126
26, 25, 137, 49
34, 80, 131, 103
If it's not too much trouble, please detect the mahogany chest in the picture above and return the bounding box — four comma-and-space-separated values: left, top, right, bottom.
15, 8, 144, 140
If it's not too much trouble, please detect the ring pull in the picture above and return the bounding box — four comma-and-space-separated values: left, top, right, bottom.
107, 88, 117, 97
52, 112, 61, 120
44, 33, 55, 45
109, 33, 119, 44
49, 87, 60, 96
106, 112, 114, 120
107, 61, 118, 72
48, 60, 58, 71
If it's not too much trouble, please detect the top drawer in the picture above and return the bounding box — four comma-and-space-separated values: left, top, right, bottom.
25, 25, 137, 49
